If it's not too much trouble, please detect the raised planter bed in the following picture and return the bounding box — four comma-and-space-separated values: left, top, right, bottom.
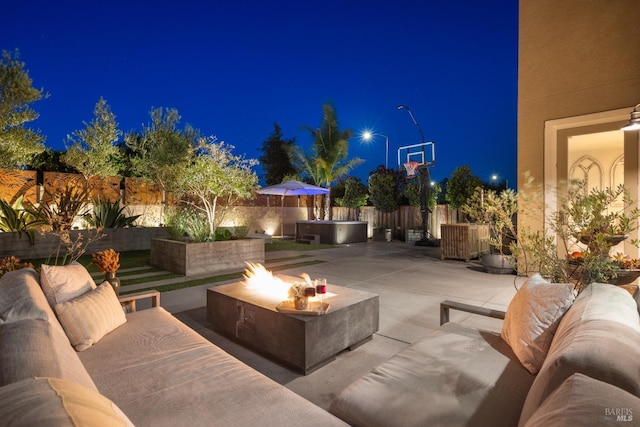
0, 227, 171, 259
150, 238, 265, 276
440, 223, 490, 262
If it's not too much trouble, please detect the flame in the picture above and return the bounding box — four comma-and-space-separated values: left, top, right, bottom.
242, 262, 335, 303
243, 262, 291, 300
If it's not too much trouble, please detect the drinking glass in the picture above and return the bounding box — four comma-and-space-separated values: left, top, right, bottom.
315, 278, 327, 311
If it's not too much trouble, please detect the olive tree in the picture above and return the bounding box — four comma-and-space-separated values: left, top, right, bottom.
174, 137, 258, 240
125, 107, 195, 193
62, 97, 123, 180
0, 50, 46, 168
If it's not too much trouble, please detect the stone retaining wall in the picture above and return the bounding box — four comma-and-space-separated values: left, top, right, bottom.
150, 238, 265, 276
0, 227, 171, 259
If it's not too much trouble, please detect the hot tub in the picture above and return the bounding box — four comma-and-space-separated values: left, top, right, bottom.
295, 220, 368, 245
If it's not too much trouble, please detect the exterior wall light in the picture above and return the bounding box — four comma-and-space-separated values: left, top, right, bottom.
621, 104, 640, 131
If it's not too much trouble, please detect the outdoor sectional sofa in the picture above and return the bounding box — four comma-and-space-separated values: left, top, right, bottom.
0, 266, 348, 426
329, 275, 640, 427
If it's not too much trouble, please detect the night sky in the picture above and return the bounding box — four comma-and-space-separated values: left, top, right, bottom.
3, 0, 518, 186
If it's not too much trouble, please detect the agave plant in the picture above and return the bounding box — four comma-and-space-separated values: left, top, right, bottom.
0, 195, 44, 244
84, 198, 140, 228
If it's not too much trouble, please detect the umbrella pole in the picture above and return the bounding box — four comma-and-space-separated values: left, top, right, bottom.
281, 195, 285, 238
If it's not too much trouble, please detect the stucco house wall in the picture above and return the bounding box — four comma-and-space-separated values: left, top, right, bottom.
518, 0, 640, 243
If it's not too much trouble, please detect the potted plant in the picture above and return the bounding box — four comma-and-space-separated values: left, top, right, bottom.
462, 187, 517, 273
512, 178, 640, 292
554, 182, 640, 290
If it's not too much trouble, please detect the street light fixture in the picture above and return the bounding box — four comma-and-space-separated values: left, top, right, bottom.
397, 105, 426, 144
361, 130, 389, 169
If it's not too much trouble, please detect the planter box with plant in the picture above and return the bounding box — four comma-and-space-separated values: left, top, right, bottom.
461, 187, 517, 273
512, 178, 640, 292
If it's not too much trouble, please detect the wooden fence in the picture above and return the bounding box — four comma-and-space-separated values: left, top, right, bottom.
0, 169, 462, 244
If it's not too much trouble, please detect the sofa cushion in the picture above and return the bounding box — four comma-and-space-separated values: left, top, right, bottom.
0, 377, 133, 426
55, 283, 126, 351
329, 322, 535, 427
0, 318, 98, 391
0, 268, 98, 391
0, 268, 54, 324
78, 306, 348, 427
40, 261, 96, 307
518, 283, 640, 426
501, 273, 576, 374
523, 374, 639, 426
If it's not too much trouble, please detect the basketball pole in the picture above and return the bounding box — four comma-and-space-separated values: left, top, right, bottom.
398, 105, 434, 246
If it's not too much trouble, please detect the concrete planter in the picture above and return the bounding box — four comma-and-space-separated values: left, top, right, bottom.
150, 238, 265, 276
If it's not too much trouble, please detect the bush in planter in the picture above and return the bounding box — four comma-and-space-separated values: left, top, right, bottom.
551, 181, 640, 290
462, 187, 517, 257
171, 138, 258, 241
164, 205, 209, 242
511, 176, 640, 291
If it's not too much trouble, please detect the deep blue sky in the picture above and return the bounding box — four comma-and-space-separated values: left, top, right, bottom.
4, 0, 518, 186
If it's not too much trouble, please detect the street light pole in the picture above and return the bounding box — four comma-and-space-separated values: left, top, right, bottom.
361, 131, 389, 169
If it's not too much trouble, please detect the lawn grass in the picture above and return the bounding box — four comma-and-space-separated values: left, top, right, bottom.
24, 240, 332, 295
26, 250, 151, 273
120, 259, 327, 295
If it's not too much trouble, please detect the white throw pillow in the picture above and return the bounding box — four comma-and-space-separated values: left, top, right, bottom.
40, 261, 97, 307
55, 282, 126, 351
501, 273, 576, 374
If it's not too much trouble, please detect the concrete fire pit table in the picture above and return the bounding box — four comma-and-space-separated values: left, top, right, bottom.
206, 278, 379, 374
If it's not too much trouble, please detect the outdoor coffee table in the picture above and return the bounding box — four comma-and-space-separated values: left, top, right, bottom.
206, 279, 379, 374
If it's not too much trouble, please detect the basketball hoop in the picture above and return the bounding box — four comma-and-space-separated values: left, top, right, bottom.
404, 161, 420, 178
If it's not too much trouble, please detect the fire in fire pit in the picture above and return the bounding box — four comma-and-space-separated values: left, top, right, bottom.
243, 262, 292, 300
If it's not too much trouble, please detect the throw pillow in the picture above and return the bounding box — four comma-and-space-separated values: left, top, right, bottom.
0, 377, 133, 426
40, 261, 97, 307
55, 282, 126, 351
501, 273, 576, 374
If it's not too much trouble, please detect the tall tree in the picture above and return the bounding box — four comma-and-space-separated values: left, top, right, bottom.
125, 107, 197, 220
0, 50, 47, 168
294, 104, 363, 220
368, 167, 401, 213
446, 165, 483, 209
258, 123, 297, 185
335, 176, 368, 220
124, 107, 195, 193
62, 97, 123, 181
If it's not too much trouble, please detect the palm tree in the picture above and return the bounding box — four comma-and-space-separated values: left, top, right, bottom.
294, 104, 363, 220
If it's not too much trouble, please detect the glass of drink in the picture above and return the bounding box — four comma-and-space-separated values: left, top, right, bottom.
315, 278, 327, 311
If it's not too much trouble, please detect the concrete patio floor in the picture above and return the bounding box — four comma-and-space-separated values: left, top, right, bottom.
160, 240, 522, 410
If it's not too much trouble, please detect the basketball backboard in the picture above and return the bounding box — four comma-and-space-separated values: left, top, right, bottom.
397, 141, 436, 169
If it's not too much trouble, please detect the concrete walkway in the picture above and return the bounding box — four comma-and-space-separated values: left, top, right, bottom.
147, 241, 521, 410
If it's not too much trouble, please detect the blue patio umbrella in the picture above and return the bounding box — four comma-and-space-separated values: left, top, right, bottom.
257, 180, 329, 237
